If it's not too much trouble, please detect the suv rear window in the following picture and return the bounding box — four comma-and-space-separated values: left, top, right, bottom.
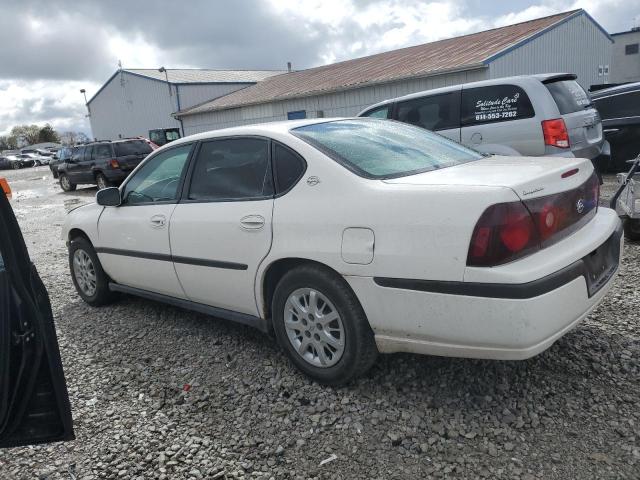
461, 85, 535, 126
545, 80, 591, 114
114, 140, 153, 157
292, 119, 483, 179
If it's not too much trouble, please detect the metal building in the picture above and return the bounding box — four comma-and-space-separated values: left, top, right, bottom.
87, 69, 284, 140
176, 9, 612, 134
610, 28, 640, 83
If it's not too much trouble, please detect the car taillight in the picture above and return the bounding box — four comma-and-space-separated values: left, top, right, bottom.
468, 172, 600, 267
542, 118, 570, 148
110, 159, 120, 169
468, 201, 540, 266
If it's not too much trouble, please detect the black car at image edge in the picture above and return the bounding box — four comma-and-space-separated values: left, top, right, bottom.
57, 139, 153, 191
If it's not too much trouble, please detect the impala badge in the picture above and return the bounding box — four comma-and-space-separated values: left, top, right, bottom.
576, 198, 585, 214
307, 176, 320, 186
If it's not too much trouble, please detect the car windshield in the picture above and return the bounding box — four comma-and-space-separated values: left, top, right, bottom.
292, 119, 483, 179
114, 140, 153, 157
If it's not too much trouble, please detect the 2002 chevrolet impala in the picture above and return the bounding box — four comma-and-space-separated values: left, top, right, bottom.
63, 118, 622, 384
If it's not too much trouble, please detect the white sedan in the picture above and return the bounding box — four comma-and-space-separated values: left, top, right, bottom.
63, 118, 622, 384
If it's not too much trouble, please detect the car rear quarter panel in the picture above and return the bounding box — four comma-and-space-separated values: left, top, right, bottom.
255, 136, 521, 313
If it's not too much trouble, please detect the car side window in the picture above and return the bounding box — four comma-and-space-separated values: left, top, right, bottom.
396, 93, 460, 131
187, 138, 272, 201
273, 142, 306, 194
93, 144, 111, 160
83, 146, 94, 161
594, 91, 640, 120
461, 84, 535, 126
122, 144, 192, 205
71, 147, 84, 162
361, 105, 390, 119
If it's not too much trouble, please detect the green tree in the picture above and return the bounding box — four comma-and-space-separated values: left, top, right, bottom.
37, 124, 60, 143
10, 124, 41, 147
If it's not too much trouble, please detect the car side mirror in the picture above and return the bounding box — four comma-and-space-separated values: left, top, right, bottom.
96, 187, 121, 207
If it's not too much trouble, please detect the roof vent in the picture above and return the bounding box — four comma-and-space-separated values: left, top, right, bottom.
287, 62, 292, 73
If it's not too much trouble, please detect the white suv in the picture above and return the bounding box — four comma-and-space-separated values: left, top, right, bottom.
64, 119, 621, 384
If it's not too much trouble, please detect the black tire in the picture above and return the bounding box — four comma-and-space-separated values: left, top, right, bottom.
12, 162, 21, 170
95, 173, 112, 190
272, 264, 378, 385
59, 174, 76, 192
68, 236, 115, 306
623, 218, 640, 241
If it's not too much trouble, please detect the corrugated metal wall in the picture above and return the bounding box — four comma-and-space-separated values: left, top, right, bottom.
488, 13, 612, 89
611, 31, 640, 83
181, 68, 489, 134
88, 73, 253, 140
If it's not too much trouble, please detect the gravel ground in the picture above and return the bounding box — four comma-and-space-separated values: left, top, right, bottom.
0, 167, 638, 480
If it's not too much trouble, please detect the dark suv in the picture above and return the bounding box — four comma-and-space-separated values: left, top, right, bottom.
57, 139, 153, 191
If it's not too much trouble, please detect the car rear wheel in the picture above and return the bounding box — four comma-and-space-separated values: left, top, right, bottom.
623, 218, 640, 241
69, 236, 115, 306
12, 162, 21, 170
59, 174, 76, 192
95, 173, 112, 190
272, 264, 378, 385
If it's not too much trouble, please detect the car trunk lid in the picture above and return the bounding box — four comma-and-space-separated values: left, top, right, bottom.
383, 155, 593, 200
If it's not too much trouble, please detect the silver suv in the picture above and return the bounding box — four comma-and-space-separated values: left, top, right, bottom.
358, 74, 609, 164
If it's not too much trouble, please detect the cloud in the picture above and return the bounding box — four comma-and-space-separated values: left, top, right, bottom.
0, 0, 636, 137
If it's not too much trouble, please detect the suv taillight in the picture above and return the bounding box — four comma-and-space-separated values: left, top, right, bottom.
468, 173, 599, 267
542, 118, 570, 148
109, 159, 120, 169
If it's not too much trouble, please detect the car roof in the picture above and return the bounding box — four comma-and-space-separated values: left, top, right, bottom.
359, 73, 575, 113
165, 118, 349, 148
591, 81, 640, 98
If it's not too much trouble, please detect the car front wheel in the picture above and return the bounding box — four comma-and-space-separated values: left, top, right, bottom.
272, 264, 378, 385
69, 236, 115, 306
12, 162, 21, 170
59, 174, 76, 192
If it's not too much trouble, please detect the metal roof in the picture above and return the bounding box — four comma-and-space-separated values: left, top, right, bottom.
124, 69, 285, 84
177, 9, 598, 116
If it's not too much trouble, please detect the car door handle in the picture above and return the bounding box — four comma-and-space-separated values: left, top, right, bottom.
150, 214, 166, 228
240, 215, 265, 230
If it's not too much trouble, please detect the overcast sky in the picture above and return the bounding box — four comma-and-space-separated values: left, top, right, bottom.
0, 0, 637, 137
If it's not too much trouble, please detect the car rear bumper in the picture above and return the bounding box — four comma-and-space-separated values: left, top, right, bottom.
101, 168, 134, 183
345, 215, 623, 360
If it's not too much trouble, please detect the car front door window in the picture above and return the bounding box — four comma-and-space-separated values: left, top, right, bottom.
122, 144, 192, 205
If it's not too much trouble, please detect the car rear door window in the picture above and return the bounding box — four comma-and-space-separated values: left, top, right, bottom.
361, 105, 391, 119
114, 140, 153, 157
594, 90, 640, 120
396, 93, 460, 131
188, 138, 272, 201
83, 146, 94, 162
461, 85, 535, 126
93, 144, 112, 159
273, 143, 306, 194
545, 80, 591, 114
122, 144, 192, 205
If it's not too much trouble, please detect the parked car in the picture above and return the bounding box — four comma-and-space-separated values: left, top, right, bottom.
358, 74, 609, 170
591, 82, 640, 172
63, 118, 621, 385
50, 146, 73, 178
0, 156, 13, 169
57, 139, 154, 191
0, 188, 74, 447
9, 154, 36, 169
20, 152, 49, 166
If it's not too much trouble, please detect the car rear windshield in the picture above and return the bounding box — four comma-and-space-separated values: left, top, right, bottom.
292, 119, 483, 179
545, 79, 592, 114
114, 140, 153, 157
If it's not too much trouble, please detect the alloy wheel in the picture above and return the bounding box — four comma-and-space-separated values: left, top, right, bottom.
73, 249, 97, 297
284, 288, 345, 368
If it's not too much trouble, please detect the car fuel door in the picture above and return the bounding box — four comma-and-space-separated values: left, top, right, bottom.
0, 191, 74, 448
